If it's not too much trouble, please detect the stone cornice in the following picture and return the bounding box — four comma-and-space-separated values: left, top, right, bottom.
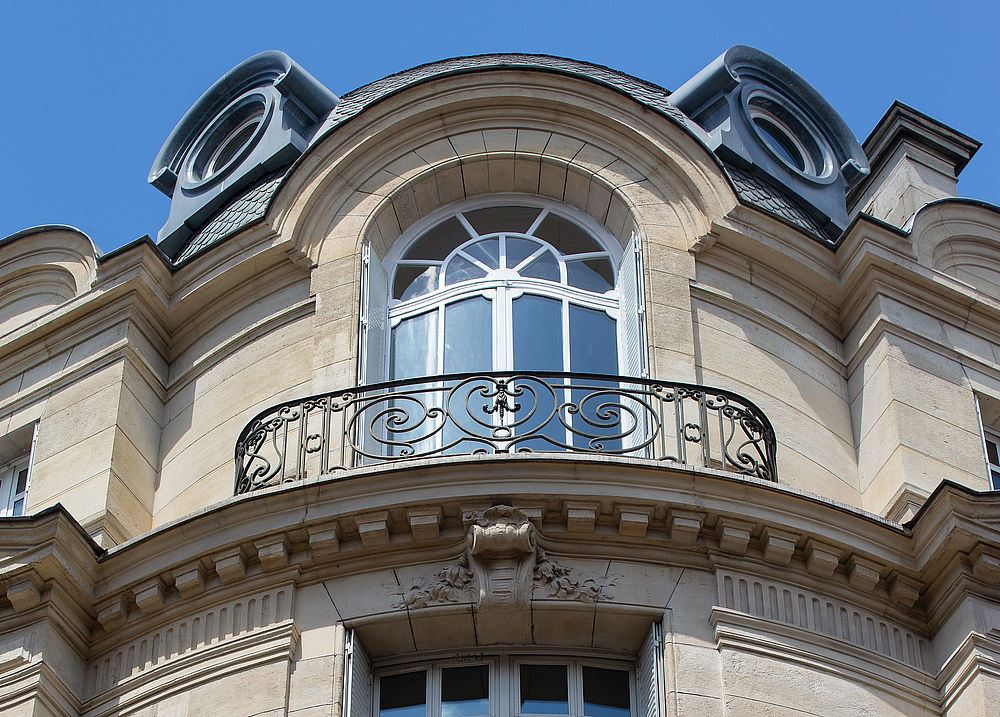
2, 457, 999, 701
73, 456, 933, 642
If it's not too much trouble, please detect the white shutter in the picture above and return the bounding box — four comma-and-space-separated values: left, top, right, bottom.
344, 629, 372, 717
358, 243, 389, 386
637, 620, 665, 717
617, 231, 648, 379
618, 232, 650, 455
357, 244, 390, 465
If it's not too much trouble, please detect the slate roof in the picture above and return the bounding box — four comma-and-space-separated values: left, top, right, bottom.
726, 165, 834, 245
315, 53, 689, 136
174, 171, 287, 266
169, 53, 833, 264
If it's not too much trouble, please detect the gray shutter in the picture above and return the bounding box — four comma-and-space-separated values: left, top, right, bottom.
344, 629, 372, 717
637, 620, 665, 717
359, 243, 389, 386
617, 231, 648, 379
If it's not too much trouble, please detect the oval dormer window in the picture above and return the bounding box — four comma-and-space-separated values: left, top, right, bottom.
187, 95, 267, 184
747, 93, 831, 179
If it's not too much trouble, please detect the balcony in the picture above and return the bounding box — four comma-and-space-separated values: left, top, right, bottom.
234, 372, 778, 495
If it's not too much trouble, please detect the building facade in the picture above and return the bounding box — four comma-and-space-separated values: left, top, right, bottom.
0, 47, 999, 716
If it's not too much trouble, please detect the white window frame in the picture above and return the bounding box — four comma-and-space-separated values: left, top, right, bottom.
0, 455, 31, 517
384, 196, 624, 380
374, 654, 636, 717
975, 396, 1000, 491
985, 430, 1000, 491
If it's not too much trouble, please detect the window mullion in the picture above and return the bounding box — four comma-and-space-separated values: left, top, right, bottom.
498, 285, 513, 372
526, 208, 549, 236
570, 662, 582, 717
456, 212, 479, 239
429, 666, 441, 717
561, 298, 572, 446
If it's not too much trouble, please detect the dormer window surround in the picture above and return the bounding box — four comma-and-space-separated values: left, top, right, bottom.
185, 94, 269, 186
670, 45, 870, 239
148, 51, 339, 258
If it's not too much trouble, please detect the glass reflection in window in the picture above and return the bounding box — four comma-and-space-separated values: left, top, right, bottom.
520, 664, 569, 715
441, 665, 489, 717
582, 667, 630, 717
380, 671, 427, 717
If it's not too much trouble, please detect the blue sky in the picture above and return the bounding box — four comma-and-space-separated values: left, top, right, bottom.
2, 1, 997, 253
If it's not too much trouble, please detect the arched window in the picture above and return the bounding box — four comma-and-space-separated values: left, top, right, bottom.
360, 198, 647, 385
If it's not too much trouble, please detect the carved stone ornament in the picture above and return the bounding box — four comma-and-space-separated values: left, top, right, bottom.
392, 505, 619, 613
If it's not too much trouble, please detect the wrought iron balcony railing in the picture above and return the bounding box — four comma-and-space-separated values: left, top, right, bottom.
234, 372, 778, 495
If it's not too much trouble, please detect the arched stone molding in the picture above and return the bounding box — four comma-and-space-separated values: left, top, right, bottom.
0, 225, 98, 336
265, 69, 738, 267
909, 199, 1000, 298
257, 71, 739, 391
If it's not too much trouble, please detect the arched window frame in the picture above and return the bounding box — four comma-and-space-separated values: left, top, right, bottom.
360, 195, 647, 385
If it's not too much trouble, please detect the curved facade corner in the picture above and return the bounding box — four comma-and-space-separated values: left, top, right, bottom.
1, 47, 999, 717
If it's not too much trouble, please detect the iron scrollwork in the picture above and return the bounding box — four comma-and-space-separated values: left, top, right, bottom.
234, 371, 778, 494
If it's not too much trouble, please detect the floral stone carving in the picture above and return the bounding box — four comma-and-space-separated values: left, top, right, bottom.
392, 506, 619, 611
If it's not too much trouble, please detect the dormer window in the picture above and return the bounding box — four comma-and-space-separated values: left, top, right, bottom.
186, 95, 268, 185
747, 93, 831, 180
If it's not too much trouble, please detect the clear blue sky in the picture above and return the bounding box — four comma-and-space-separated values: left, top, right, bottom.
2, 1, 997, 253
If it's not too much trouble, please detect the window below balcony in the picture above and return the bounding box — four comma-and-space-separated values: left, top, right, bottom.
0, 455, 30, 517
376, 658, 633, 717
985, 432, 1000, 490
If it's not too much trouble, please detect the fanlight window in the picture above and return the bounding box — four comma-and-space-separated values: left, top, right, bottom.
363, 201, 643, 383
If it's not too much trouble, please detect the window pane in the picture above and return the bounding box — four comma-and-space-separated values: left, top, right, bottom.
505, 237, 542, 269
992, 469, 1000, 490
566, 258, 614, 293
570, 306, 620, 451
513, 295, 562, 371
520, 252, 560, 282
513, 297, 565, 451
987, 438, 999, 465
395, 265, 439, 300
15, 468, 28, 494
754, 116, 806, 171
445, 255, 488, 285
405, 218, 469, 260
379, 671, 426, 717
391, 312, 437, 380
533, 213, 600, 255
463, 206, 540, 235
12, 498, 24, 516
520, 664, 569, 715
442, 665, 489, 717
464, 239, 500, 269
582, 667, 630, 717
445, 297, 492, 374
570, 305, 617, 374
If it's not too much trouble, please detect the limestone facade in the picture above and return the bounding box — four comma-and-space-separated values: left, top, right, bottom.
0, 49, 999, 716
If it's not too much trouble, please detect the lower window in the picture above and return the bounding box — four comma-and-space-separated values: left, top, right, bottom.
377, 658, 632, 717
0, 457, 29, 517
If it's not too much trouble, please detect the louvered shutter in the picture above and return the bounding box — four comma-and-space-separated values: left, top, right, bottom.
358, 243, 389, 386
344, 629, 372, 717
617, 232, 650, 455
617, 231, 649, 380
637, 619, 665, 717
356, 245, 390, 465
